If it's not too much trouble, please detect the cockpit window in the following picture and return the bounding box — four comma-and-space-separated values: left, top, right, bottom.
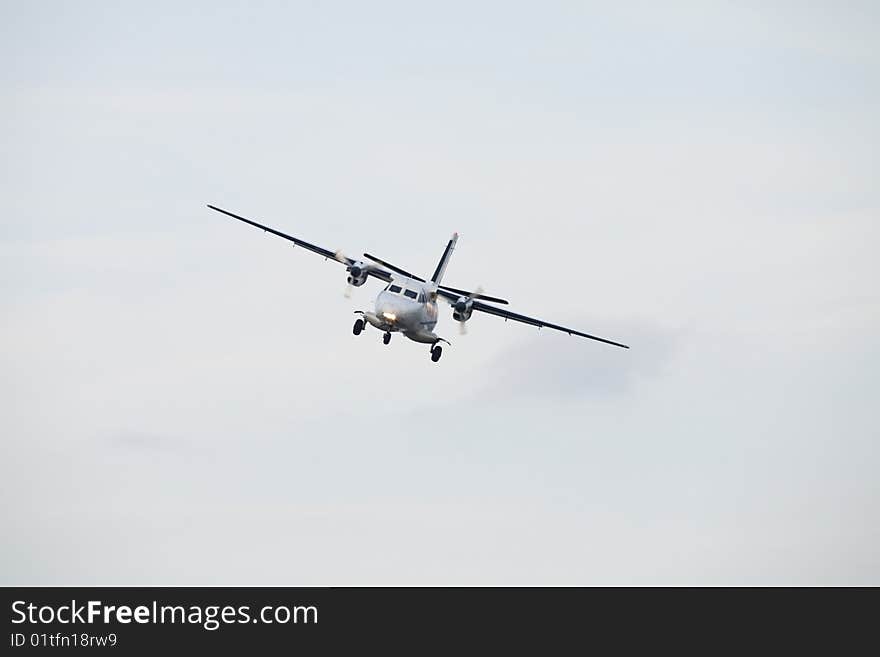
404, 289, 418, 299
389, 285, 402, 294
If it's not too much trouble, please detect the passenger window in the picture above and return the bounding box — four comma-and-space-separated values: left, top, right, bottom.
404, 289, 418, 299
389, 285, 402, 293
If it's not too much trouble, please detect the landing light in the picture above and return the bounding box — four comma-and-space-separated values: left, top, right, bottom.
382, 312, 397, 321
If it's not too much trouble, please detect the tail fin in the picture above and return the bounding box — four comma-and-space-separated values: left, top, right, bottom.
431, 232, 458, 284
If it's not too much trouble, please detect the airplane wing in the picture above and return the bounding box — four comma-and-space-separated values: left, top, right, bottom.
436, 290, 629, 349
208, 204, 392, 282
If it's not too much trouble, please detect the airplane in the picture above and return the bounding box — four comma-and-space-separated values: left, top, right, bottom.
208, 204, 629, 362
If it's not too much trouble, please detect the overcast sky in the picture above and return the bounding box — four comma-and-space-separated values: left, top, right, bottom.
2, 1, 877, 584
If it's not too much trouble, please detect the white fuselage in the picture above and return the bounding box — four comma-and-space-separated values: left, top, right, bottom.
363, 277, 441, 344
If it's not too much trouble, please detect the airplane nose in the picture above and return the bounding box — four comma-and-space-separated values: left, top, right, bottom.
377, 298, 404, 323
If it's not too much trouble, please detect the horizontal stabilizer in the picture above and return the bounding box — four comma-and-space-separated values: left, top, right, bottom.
437, 285, 508, 305
362, 253, 426, 282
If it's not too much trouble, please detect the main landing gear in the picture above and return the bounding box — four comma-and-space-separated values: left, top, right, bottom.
430, 344, 442, 362
383, 332, 391, 345
353, 318, 364, 335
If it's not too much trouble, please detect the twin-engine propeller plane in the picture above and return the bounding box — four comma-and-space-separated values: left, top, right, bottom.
209, 205, 629, 362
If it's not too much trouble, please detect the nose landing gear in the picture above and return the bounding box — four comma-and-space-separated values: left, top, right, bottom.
353, 318, 364, 335
383, 332, 391, 345
430, 344, 442, 362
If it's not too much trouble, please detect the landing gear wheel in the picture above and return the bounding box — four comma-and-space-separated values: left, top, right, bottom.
430, 345, 442, 362
353, 318, 364, 335
383, 332, 391, 345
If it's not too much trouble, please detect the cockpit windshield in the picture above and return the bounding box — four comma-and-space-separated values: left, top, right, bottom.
388, 285, 402, 294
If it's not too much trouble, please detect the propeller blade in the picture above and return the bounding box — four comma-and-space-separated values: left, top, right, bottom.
336, 250, 356, 297
334, 249, 352, 265
457, 286, 482, 335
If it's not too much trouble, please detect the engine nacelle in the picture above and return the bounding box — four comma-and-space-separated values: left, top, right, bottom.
451, 296, 473, 322
347, 261, 369, 287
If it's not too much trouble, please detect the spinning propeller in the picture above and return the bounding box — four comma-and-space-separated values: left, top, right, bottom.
454, 286, 484, 335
